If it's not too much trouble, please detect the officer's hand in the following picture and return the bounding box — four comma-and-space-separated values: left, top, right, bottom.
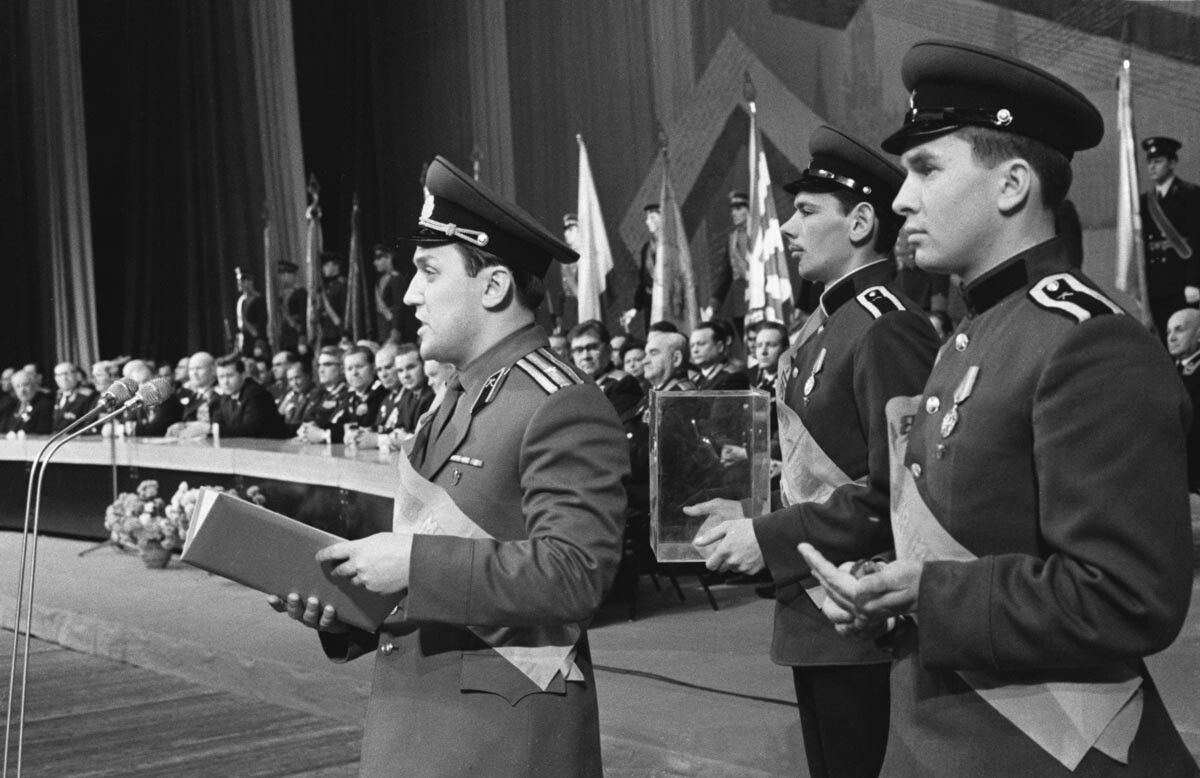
317, 532, 414, 595
720, 444, 748, 464
692, 518, 764, 574
800, 543, 922, 621
1187, 286, 1200, 304
355, 429, 379, 449
268, 593, 349, 634
301, 424, 328, 444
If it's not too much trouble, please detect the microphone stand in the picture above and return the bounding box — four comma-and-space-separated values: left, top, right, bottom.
2, 401, 132, 778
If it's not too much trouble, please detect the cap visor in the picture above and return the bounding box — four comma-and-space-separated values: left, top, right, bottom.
880, 123, 964, 155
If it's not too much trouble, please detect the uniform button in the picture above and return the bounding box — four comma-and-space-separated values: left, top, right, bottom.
925, 396, 940, 414
380, 642, 394, 656
954, 333, 969, 351
909, 462, 922, 479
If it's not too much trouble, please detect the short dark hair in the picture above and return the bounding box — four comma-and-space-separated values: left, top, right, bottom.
342, 345, 375, 366
215, 355, 245, 372
619, 338, 645, 362
287, 359, 312, 377
754, 320, 789, 347
318, 345, 341, 359
827, 189, 904, 256
648, 320, 678, 334
567, 319, 610, 344
957, 126, 1073, 211
395, 342, 421, 359
459, 244, 546, 311
695, 319, 734, 346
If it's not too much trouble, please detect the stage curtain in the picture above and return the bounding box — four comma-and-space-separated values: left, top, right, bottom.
466, 0, 516, 200
25, 0, 100, 370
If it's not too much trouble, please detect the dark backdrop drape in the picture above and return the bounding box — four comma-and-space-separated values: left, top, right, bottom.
0, 1, 50, 371
81, 0, 264, 363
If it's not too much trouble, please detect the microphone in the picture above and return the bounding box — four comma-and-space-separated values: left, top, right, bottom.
96, 377, 138, 412
122, 377, 175, 411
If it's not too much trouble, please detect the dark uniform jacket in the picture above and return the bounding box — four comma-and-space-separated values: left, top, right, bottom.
593, 364, 643, 425
694, 362, 751, 391
301, 382, 348, 429
753, 259, 939, 666
320, 325, 628, 778
209, 378, 287, 438
178, 384, 216, 423
52, 386, 96, 432
376, 384, 435, 434
710, 224, 749, 320
324, 383, 387, 443
318, 276, 347, 346
1178, 353, 1200, 491
130, 393, 184, 437
280, 286, 307, 353
1, 393, 53, 434
884, 238, 1197, 776
1142, 176, 1200, 334
748, 365, 780, 460
278, 386, 315, 434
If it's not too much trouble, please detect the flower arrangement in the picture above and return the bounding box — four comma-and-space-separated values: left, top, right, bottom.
104, 480, 267, 555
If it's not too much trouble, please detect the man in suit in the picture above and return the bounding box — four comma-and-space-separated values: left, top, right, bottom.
1166, 307, 1200, 491
209, 355, 287, 438
690, 319, 750, 390
387, 342, 436, 435
802, 41, 1198, 777
568, 318, 643, 424
0, 369, 52, 434
1141, 136, 1200, 339
273, 156, 628, 778
691, 125, 939, 778
51, 362, 95, 433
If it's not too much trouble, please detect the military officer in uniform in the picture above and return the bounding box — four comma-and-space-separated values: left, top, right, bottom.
297, 346, 348, 443
277, 261, 308, 354
1141, 136, 1200, 339
620, 203, 661, 336
272, 156, 627, 778
234, 267, 268, 357
51, 362, 96, 432
690, 319, 750, 390
690, 125, 939, 778
278, 361, 316, 436
802, 41, 1198, 777
327, 345, 387, 445
704, 191, 751, 338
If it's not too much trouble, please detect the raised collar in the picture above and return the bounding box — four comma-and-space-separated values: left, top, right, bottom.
961, 237, 1069, 316
458, 323, 548, 399
818, 258, 897, 317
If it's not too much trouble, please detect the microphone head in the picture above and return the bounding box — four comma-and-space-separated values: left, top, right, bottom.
135, 377, 176, 408
99, 377, 137, 410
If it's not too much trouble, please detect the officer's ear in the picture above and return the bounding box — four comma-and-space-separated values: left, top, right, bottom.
847, 201, 876, 247
996, 157, 1034, 215
480, 266, 515, 310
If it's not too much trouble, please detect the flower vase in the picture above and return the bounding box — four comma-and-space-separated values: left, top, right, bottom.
140, 540, 171, 569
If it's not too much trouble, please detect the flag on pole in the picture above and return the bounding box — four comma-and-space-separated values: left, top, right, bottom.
745, 98, 794, 326
1114, 59, 1151, 327
343, 193, 369, 342
304, 174, 324, 350
650, 149, 700, 330
575, 134, 613, 323
261, 205, 280, 352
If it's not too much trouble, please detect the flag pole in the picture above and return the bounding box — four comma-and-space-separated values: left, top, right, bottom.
304, 174, 323, 352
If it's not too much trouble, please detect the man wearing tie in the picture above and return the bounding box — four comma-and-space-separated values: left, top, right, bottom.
1166, 307, 1200, 490
273, 156, 628, 778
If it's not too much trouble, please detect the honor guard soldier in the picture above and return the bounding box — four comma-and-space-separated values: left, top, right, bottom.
51, 362, 95, 432
801, 41, 1198, 777
273, 156, 628, 778
704, 191, 751, 336
298, 346, 349, 444
277, 261, 308, 354
1141, 136, 1200, 338
691, 125, 939, 778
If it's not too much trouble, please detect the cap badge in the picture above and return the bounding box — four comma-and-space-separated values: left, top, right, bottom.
995, 108, 1013, 126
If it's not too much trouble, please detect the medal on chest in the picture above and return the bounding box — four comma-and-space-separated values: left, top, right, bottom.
940, 365, 979, 439
802, 348, 827, 407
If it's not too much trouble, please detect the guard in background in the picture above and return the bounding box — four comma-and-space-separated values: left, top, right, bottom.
1141, 136, 1200, 338
691, 126, 938, 778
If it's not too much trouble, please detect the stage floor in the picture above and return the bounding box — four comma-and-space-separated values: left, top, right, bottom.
2, 532, 1199, 777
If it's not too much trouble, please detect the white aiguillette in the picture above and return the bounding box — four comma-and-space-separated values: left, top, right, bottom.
180, 488, 397, 632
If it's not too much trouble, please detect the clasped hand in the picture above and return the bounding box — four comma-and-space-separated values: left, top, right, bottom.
797, 543, 922, 640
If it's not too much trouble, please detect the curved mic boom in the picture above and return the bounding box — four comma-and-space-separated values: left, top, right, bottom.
123, 376, 176, 411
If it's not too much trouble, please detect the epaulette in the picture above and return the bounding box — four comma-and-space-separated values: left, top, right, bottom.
856, 286, 905, 318
472, 366, 511, 414
515, 348, 584, 395
1028, 273, 1122, 323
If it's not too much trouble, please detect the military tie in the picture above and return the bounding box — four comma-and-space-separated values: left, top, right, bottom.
409, 375, 463, 470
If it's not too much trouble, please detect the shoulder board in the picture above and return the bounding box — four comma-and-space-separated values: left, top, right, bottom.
471, 366, 511, 414
1028, 273, 1122, 323
856, 286, 905, 318
515, 348, 584, 395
